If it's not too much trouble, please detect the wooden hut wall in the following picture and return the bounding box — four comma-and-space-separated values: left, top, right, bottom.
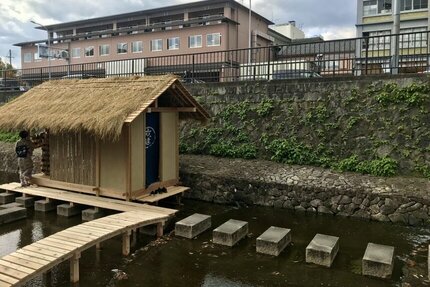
50, 132, 96, 186
131, 113, 145, 192
100, 128, 127, 194
160, 112, 179, 182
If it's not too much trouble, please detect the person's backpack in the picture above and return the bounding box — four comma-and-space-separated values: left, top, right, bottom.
16, 145, 29, 158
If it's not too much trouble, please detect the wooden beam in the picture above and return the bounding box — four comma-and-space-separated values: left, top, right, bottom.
147, 107, 197, 113
122, 231, 131, 256
125, 125, 132, 202
157, 222, 164, 238
95, 140, 101, 194
31, 175, 97, 195
70, 252, 80, 283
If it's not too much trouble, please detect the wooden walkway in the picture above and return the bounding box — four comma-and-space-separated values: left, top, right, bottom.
0, 210, 171, 286
0, 183, 176, 215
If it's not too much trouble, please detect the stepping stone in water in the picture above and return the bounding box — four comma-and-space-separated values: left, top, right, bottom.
256, 226, 291, 256
306, 233, 339, 267
175, 213, 211, 239
213, 219, 248, 247
362, 243, 394, 279
0, 206, 26, 224
0, 193, 16, 204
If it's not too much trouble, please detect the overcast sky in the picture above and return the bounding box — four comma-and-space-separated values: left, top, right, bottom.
0, 0, 357, 68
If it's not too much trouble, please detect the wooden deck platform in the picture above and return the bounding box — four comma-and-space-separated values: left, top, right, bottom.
0, 210, 170, 286
0, 183, 177, 216
138, 186, 189, 203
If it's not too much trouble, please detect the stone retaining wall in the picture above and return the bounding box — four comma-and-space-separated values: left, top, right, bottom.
180, 155, 430, 227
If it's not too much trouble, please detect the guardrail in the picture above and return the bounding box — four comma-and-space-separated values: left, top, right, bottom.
2, 30, 430, 87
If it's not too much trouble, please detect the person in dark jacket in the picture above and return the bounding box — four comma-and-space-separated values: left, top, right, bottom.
15, 131, 34, 187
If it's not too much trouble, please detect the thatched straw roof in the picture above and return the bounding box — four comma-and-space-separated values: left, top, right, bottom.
0, 75, 209, 139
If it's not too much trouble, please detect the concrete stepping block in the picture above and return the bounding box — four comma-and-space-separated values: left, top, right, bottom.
256, 226, 291, 256
82, 208, 104, 221
34, 199, 58, 212
0, 193, 16, 204
213, 219, 248, 247
16, 196, 36, 208
57, 204, 81, 217
362, 243, 395, 279
0, 207, 26, 224
175, 213, 211, 239
1, 202, 23, 209
306, 233, 339, 267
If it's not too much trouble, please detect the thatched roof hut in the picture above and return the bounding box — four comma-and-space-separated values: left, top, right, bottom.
0, 75, 208, 140
0, 75, 209, 202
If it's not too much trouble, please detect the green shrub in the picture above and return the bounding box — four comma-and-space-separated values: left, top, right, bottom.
209, 142, 256, 159
0, 131, 19, 143
335, 155, 398, 177
415, 164, 430, 179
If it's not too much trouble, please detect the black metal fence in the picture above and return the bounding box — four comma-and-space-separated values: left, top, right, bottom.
2, 30, 430, 89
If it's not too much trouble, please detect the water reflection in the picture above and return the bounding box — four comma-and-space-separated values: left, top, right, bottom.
0, 197, 425, 286
202, 274, 255, 287
0, 230, 20, 257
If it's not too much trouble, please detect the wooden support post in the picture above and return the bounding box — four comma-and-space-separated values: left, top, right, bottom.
96, 243, 102, 250
70, 252, 81, 283
125, 124, 132, 202
157, 222, 164, 238
122, 230, 132, 256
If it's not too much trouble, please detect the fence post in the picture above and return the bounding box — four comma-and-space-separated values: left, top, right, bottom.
267, 48, 271, 81
192, 54, 195, 83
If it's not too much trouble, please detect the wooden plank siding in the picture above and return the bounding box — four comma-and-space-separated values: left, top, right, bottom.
50, 132, 96, 186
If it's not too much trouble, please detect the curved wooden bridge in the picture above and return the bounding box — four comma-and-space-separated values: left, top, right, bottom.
0, 210, 172, 286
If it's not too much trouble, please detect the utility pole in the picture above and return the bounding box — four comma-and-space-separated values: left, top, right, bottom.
248, 0, 252, 64
391, 0, 400, 74
31, 20, 51, 80
6, 50, 13, 67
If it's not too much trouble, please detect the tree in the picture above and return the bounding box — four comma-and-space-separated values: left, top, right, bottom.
0, 59, 17, 78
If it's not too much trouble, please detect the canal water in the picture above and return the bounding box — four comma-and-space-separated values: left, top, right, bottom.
0, 173, 429, 286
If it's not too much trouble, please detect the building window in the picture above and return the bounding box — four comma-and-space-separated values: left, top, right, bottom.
207, 33, 221, 47
99, 44, 110, 56
85, 46, 94, 57
117, 43, 128, 54
367, 30, 391, 50
151, 39, 163, 51
401, 0, 428, 10
34, 52, 41, 62
23, 53, 32, 63
168, 37, 180, 50
400, 27, 427, 48
132, 41, 143, 53
363, 0, 378, 16
71, 48, 81, 58
189, 35, 202, 48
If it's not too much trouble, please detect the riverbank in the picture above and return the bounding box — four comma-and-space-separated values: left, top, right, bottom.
1, 141, 429, 227
180, 154, 430, 227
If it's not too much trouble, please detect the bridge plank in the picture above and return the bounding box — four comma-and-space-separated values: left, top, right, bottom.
1, 255, 43, 271
15, 249, 57, 263
0, 210, 172, 286
0, 264, 29, 280
5, 253, 49, 266
0, 273, 19, 284
0, 260, 34, 274
37, 239, 76, 251
32, 243, 71, 254
43, 237, 82, 249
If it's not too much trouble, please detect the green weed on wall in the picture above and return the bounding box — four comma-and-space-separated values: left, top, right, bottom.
181, 80, 430, 178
